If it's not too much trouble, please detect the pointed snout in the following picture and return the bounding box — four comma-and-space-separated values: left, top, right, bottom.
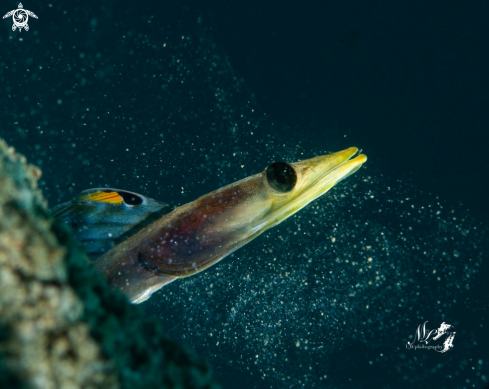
261, 147, 367, 230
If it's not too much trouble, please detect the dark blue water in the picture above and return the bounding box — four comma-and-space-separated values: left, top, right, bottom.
1, 1, 487, 388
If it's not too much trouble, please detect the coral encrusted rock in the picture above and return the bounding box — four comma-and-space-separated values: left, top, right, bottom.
0, 138, 219, 389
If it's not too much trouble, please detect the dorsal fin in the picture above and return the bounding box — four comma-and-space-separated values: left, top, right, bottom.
51, 188, 173, 260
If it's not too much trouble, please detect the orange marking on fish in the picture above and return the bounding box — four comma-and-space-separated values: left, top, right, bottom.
79, 191, 123, 204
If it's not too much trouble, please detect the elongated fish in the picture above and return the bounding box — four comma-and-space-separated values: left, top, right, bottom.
52, 147, 367, 303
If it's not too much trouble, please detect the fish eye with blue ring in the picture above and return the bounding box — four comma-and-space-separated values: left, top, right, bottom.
265, 161, 297, 193
108, 190, 144, 206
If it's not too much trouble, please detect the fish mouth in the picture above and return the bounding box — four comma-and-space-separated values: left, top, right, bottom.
296, 147, 367, 200
260, 147, 367, 230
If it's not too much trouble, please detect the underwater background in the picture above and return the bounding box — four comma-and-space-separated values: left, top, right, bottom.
1, 0, 488, 388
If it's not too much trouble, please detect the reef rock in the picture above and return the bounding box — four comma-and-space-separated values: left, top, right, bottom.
0, 138, 218, 389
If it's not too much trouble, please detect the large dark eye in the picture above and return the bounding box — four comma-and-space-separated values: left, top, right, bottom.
266, 161, 297, 193
109, 190, 143, 205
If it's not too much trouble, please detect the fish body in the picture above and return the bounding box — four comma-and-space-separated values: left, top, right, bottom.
53, 148, 367, 303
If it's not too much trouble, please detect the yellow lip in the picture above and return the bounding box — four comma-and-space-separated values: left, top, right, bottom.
296, 147, 367, 201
